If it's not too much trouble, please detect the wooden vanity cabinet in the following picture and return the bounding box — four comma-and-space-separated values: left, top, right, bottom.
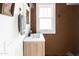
23, 41, 45, 56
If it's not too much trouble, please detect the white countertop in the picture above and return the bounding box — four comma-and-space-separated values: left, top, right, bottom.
23, 33, 45, 42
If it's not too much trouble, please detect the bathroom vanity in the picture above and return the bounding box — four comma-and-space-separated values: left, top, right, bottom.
23, 33, 45, 56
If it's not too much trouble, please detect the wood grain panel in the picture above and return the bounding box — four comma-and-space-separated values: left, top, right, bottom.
31, 3, 36, 33
23, 42, 45, 56
73, 5, 79, 53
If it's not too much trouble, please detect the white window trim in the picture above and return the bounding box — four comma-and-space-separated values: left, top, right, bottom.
36, 3, 56, 34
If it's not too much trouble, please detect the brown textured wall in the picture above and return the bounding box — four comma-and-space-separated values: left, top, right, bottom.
45, 4, 76, 55
74, 5, 79, 52
31, 3, 36, 33
63, 5, 79, 53
31, 3, 78, 56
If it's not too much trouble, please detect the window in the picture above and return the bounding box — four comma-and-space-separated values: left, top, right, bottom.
36, 3, 56, 34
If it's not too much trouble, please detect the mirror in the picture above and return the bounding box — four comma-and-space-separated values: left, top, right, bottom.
26, 9, 30, 24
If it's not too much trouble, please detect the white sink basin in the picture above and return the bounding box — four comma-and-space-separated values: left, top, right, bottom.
24, 33, 45, 42
31, 33, 40, 38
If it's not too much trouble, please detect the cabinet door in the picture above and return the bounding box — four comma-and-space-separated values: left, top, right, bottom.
23, 42, 45, 56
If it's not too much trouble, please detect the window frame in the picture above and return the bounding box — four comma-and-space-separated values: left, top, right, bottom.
36, 3, 56, 34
